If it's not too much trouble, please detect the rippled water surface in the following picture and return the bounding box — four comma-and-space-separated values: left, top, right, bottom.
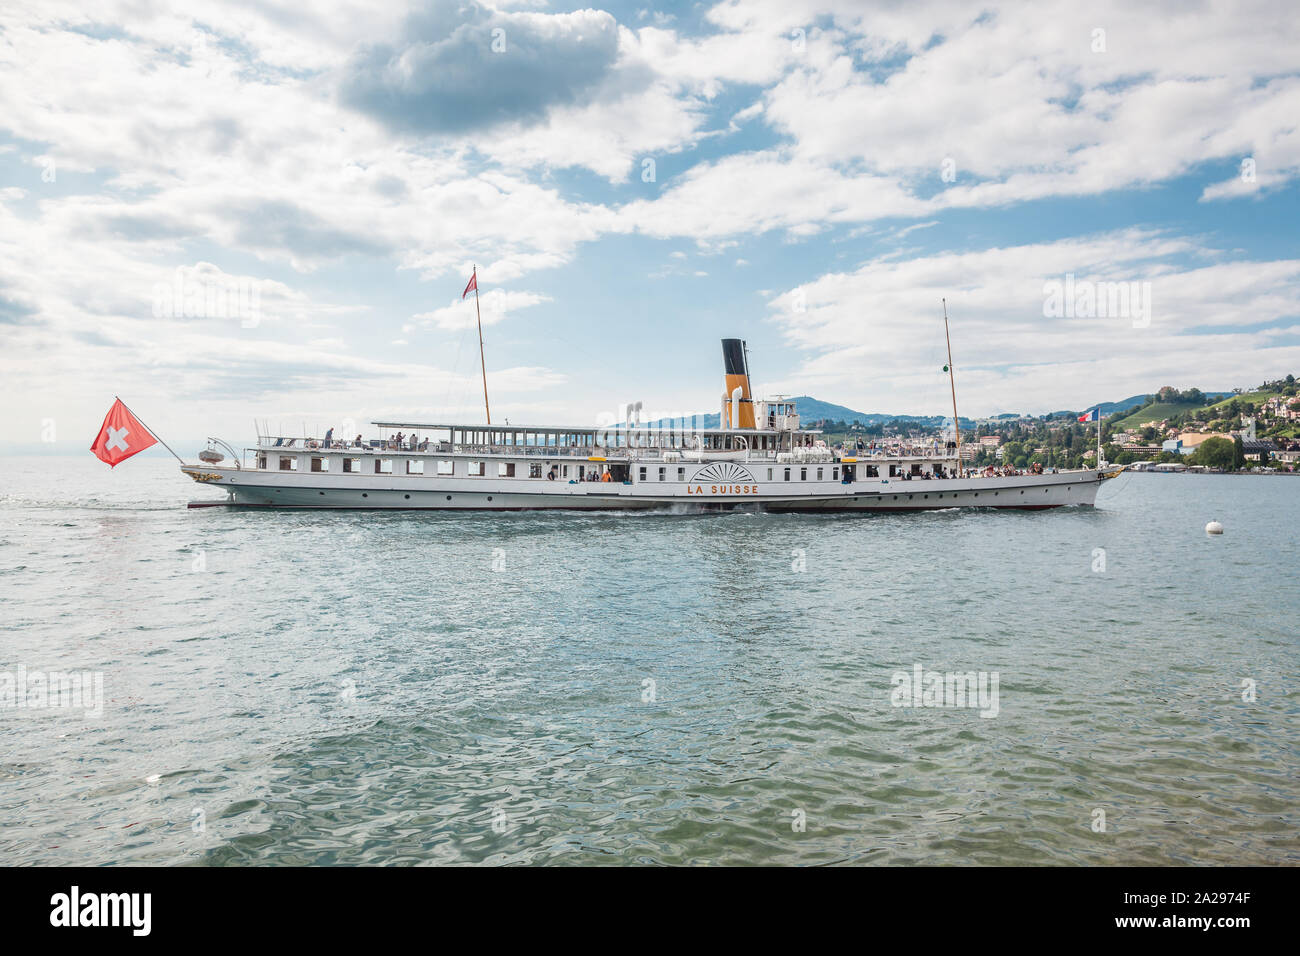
1, 457, 1296, 865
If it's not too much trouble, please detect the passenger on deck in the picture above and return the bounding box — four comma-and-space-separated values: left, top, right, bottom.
600, 470, 612, 482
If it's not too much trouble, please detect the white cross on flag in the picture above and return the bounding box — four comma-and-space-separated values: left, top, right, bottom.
90, 398, 157, 467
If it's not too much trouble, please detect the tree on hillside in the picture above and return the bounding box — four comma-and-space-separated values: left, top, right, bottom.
1191, 437, 1234, 469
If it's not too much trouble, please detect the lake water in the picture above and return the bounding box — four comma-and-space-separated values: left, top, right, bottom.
1, 456, 1296, 865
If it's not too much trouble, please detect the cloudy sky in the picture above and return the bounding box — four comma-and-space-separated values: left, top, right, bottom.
2, 0, 1298, 444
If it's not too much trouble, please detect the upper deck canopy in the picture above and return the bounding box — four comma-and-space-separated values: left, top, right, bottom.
369, 421, 814, 436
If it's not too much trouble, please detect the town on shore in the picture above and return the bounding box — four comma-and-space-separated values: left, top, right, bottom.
810, 376, 1300, 474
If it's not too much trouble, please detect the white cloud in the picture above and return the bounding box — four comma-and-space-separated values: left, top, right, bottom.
623, 0, 1300, 239
412, 289, 551, 330
763, 229, 1300, 414
622, 150, 926, 239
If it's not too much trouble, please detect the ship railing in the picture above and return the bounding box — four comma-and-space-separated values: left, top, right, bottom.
256, 436, 381, 451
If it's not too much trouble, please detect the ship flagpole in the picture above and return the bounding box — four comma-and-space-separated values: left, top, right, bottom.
942, 298, 962, 475
117, 396, 186, 465
472, 265, 491, 425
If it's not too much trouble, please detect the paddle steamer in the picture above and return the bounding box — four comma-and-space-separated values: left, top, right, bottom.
183, 338, 1119, 511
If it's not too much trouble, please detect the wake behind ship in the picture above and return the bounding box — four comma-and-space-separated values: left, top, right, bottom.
181, 339, 1120, 511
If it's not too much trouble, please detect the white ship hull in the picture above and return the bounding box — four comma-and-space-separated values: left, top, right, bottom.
184, 465, 1111, 511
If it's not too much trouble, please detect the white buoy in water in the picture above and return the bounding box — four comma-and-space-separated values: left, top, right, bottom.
1205, 520, 1224, 535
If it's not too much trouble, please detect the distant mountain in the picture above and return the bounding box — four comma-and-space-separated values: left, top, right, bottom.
789, 396, 971, 429
800, 389, 1237, 427
789, 396, 881, 425
1049, 391, 1233, 418
1096, 394, 1151, 416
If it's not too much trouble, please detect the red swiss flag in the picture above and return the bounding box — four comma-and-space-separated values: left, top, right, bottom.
90, 398, 157, 467
462, 270, 477, 299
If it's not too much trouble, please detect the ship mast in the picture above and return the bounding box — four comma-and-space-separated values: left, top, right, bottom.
943, 298, 961, 474
472, 265, 491, 424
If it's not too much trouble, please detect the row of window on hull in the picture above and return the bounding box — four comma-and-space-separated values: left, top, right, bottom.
262, 456, 621, 480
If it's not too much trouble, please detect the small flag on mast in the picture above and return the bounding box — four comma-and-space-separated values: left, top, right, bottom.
1078, 408, 1100, 423
90, 398, 158, 467
462, 270, 477, 299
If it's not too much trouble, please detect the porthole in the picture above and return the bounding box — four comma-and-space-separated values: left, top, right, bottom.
446, 495, 452, 501
1020, 490, 1024, 495
362, 493, 368, 498
319, 491, 325, 496
404, 494, 410, 499
487, 496, 493, 501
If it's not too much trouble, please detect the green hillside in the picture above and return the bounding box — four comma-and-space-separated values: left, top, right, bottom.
1204, 389, 1281, 411
1113, 402, 1200, 428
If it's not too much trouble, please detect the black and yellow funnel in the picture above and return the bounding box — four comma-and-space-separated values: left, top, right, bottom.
721, 338, 756, 429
